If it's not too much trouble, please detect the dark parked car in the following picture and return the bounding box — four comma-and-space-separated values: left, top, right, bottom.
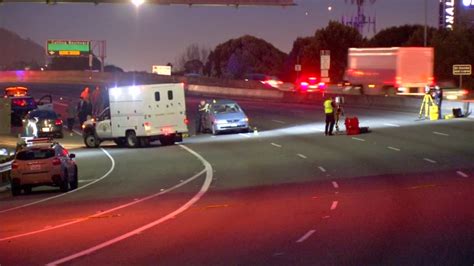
23, 109, 64, 138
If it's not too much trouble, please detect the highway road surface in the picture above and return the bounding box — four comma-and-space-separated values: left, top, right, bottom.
1, 87, 473, 265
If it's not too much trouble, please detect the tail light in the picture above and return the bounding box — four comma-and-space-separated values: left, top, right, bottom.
55, 119, 63, 126
144, 122, 151, 131
52, 158, 61, 166
12, 161, 19, 169
184, 118, 189, 125
461, 89, 469, 95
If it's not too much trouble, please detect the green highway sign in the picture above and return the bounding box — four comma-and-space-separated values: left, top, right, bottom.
47, 40, 91, 57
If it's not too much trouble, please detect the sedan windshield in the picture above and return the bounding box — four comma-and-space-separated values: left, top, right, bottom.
213, 103, 241, 114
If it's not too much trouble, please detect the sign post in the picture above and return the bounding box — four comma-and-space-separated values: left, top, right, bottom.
453, 64, 472, 90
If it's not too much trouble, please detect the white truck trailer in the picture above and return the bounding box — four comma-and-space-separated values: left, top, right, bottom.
344, 47, 434, 95
82, 83, 188, 148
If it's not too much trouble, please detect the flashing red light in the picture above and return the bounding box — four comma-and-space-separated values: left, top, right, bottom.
55, 119, 63, 126
12, 99, 27, 107
308, 77, 317, 80
462, 89, 469, 95
52, 158, 61, 166
300, 81, 309, 87
184, 118, 189, 125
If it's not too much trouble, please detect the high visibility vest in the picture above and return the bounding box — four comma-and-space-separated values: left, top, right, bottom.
324, 100, 333, 114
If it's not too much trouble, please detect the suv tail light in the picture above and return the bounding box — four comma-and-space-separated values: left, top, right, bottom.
52, 158, 61, 166
55, 119, 63, 126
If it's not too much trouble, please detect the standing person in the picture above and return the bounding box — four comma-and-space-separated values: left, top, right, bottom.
196, 100, 209, 134
66, 99, 77, 136
323, 96, 336, 136
77, 97, 87, 128
80, 86, 90, 102
434, 86, 443, 119
91, 86, 103, 116
334, 96, 345, 132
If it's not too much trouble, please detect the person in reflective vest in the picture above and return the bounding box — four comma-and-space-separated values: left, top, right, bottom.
324, 97, 336, 136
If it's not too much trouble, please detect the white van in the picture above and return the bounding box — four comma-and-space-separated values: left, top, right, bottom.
82, 83, 188, 148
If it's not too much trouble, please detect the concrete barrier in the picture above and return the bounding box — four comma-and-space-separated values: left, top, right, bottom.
186, 84, 284, 100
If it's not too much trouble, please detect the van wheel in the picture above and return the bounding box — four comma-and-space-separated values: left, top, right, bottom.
126, 131, 138, 148
84, 133, 100, 148
60, 170, 69, 192
70, 167, 78, 190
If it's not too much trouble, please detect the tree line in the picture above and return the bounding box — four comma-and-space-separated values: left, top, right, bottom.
180, 21, 473, 89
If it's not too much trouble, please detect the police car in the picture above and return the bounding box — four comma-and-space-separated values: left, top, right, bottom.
10, 138, 78, 196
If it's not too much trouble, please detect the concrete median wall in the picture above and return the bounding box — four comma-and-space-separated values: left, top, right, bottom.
186, 84, 284, 100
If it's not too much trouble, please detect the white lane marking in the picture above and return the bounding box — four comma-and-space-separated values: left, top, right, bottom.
332, 181, 339, 189
387, 146, 401, 152
73, 129, 82, 136
423, 158, 437, 164
272, 119, 286, 124
0, 148, 115, 214
433, 131, 449, 137
352, 137, 365, 142
47, 145, 213, 266
384, 123, 400, 127
78, 179, 98, 183
330, 201, 338, 210
297, 154, 307, 159
296, 229, 316, 243
271, 143, 282, 148
318, 166, 326, 173
456, 171, 469, 178
238, 133, 251, 138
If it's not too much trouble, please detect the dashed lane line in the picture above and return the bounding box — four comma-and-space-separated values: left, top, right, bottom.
46, 145, 213, 265
330, 201, 338, 211
423, 158, 437, 164
318, 166, 326, 173
384, 123, 400, 127
352, 137, 365, 142
332, 181, 339, 189
271, 143, 282, 148
296, 229, 316, 243
433, 131, 449, 137
297, 154, 307, 159
0, 148, 115, 214
387, 146, 401, 152
272, 120, 286, 124
238, 133, 251, 138
456, 171, 469, 178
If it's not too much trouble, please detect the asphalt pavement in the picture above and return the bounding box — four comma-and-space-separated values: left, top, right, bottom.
0, 87, 473, 265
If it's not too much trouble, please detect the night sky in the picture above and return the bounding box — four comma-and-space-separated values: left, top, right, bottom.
0, 0, 438, 71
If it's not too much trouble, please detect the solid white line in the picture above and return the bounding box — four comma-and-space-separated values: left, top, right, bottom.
78, 179, 98, 183
332, 181, 339, 189
456, 171, 469, 178
352, 137, 365, 142
72, 129, 82, 136
0, 148, 115, 214
318, 166, 326, 173
238, 133, 251, 138
272, 120, 286, 124
330, 201, 338, 210
47, 145, 213, 266
271, 143, 282, 148
387, 146, 401, 152
384, 123, 400, 127
297, 154, 307, 159
296, 229, 316, 243
433, 131, 449, 137
423, 158, 437, 164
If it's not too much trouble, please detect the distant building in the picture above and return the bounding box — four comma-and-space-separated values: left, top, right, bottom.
439, 0, 474, 30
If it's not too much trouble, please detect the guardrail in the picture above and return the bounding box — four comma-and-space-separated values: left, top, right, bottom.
0, 161, 12, 187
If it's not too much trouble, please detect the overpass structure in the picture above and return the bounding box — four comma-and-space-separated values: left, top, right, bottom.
0, 0, 296, 6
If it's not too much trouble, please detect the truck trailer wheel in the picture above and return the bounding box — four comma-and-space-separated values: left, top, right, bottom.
84, 133, 100, 148
126, 130, 138, 148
